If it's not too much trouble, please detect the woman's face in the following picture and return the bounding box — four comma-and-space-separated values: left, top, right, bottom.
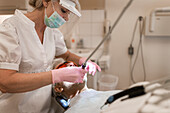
51, 1, 71, 21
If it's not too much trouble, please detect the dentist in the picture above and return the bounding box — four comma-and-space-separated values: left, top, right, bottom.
0, 0, 101, 113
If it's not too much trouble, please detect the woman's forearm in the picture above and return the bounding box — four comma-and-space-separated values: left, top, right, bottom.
66, 52, 81, 65
0, 69, 52, 93
56, 50, 81, 65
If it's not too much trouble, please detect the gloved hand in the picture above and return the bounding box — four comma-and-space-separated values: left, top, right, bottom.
79, 57, 101, 76
51, 67, 87, 84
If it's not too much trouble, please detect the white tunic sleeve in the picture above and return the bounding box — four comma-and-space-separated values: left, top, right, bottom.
53, 29, 67, 56
0, 22, 21, 71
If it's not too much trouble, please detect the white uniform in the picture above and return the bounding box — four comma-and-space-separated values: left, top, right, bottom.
0, 9, 67, 113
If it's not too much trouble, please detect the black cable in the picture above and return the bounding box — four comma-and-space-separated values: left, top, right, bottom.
101, 85, 145, 109
131, 28, 141, 83
129, 17, 139, 83
130, 18, 139, 45
140, 17, 146, 82
130, 16, 146, 83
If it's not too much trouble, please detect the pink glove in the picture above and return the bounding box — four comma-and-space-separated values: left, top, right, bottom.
79, 57, 101, 76
51, 67, 87, 84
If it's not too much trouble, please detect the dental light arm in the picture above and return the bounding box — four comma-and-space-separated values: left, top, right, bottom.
82, 0, 134, 69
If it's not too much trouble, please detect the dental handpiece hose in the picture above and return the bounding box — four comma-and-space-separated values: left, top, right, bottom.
100, 85, 145, 109
81, 0, 134, 69
101, 76, 170, 109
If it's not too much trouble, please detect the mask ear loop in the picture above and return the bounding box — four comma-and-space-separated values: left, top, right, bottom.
44, 5, 49, 25
44, 8, 47, 17
44, 1, 56, 18
44, 0, 49, 18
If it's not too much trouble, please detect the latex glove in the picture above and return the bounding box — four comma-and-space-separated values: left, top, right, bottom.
79, 57, 101, 76
51, 67, 87, 84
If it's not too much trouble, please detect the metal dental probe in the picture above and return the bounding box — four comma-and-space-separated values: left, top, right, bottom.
81, 0, 134, 69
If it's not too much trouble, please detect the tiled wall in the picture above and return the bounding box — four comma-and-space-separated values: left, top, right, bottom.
61, 10, 105, 49
78, 10, 105, 48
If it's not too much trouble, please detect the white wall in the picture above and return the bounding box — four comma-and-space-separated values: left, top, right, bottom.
105, 0, 170, 89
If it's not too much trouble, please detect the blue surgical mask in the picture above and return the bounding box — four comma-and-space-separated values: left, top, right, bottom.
44, 6, 66, 28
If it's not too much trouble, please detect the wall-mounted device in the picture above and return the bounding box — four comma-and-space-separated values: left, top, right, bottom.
145, 7, 170, 37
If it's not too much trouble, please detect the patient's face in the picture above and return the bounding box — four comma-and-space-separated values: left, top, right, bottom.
54, 61, 86, 99
55, 81, 85, 99
66, 62, 75, 67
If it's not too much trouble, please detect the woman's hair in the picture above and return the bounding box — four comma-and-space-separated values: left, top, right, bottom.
29, 0, 51, 9
29, 0, 80, 11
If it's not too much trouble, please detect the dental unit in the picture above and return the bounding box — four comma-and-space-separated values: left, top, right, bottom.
101, 76, 170, 109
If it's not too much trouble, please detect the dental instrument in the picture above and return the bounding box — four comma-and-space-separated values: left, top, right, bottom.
100, 85, 146, 109
100, 76, 170, 109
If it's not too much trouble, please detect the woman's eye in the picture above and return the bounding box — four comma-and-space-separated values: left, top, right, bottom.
61, 8, 66, 13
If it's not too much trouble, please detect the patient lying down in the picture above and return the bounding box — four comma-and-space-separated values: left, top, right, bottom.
54, 61, 87, 99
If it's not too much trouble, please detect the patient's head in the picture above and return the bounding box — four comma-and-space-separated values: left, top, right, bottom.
54, 61, 87, 99
55, 61, 78, 69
